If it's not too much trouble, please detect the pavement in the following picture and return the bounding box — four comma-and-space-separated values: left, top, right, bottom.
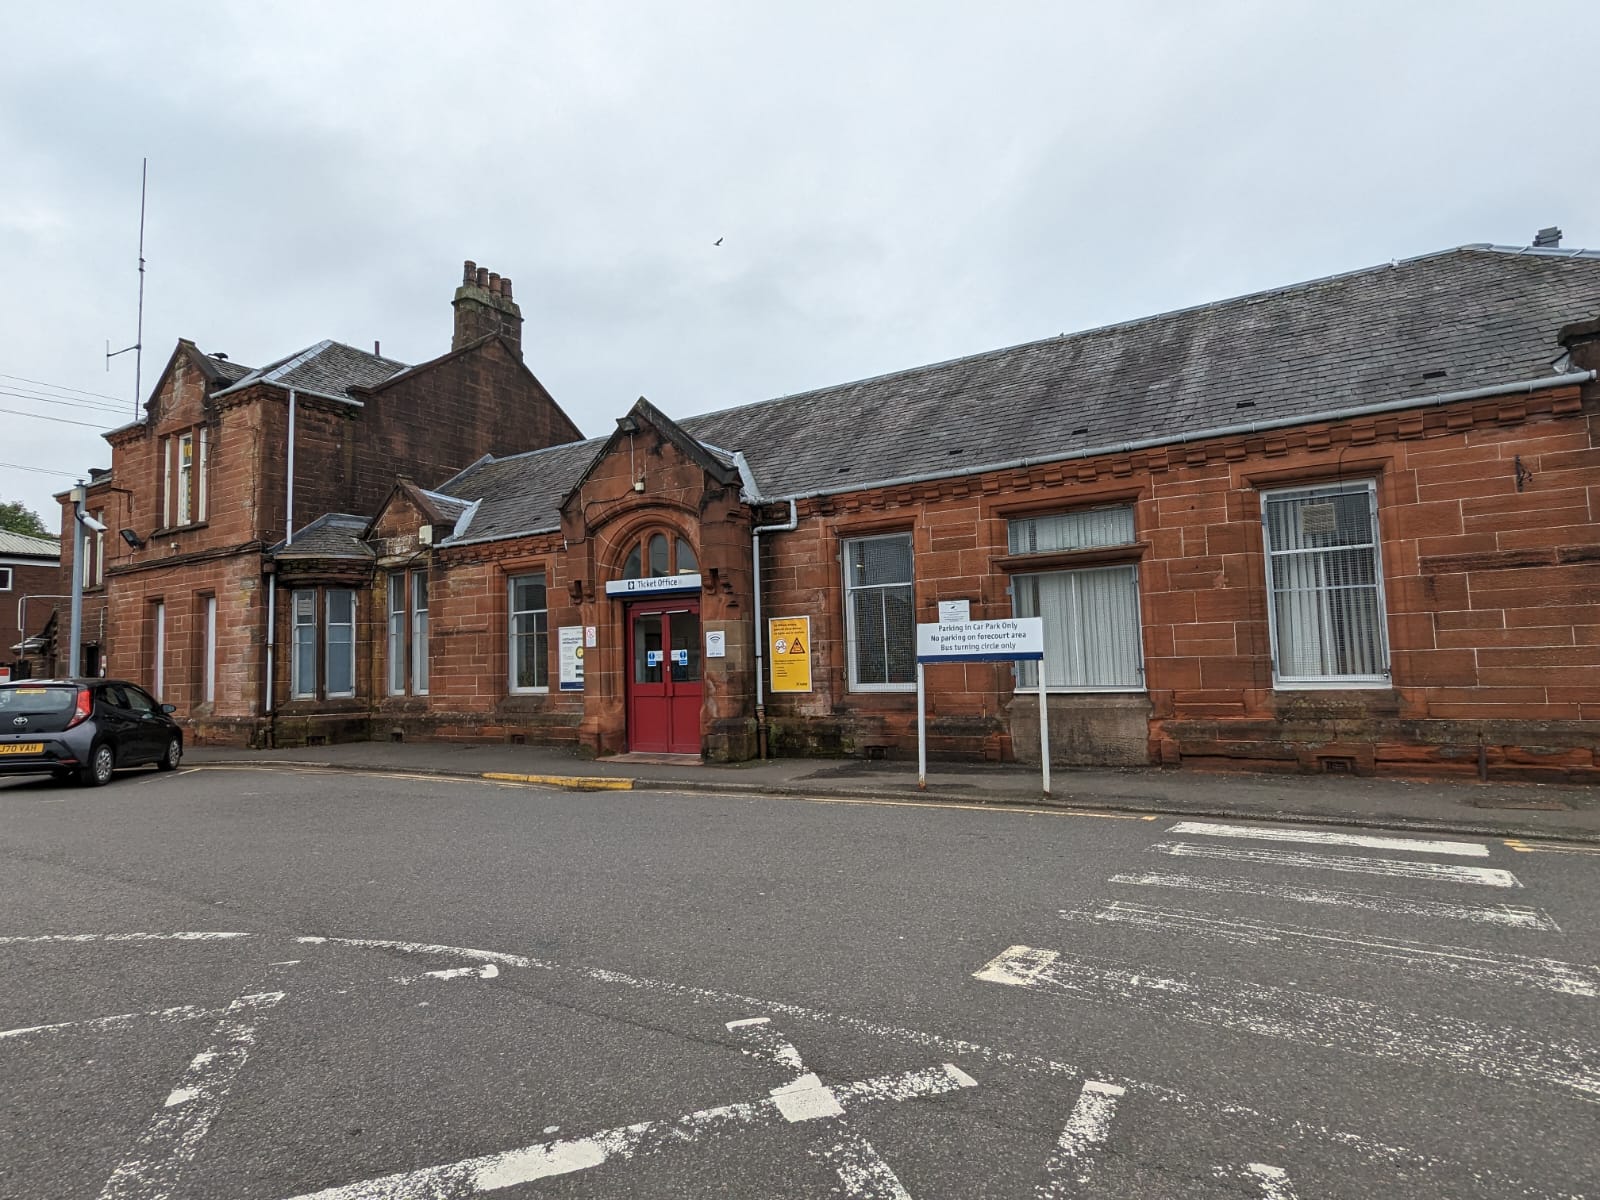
183, 739, 1600, 844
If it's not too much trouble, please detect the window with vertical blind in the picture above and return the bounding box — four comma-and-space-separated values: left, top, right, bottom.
411, 572, 429, 695
1261, 480, 1389, 685
1008, 507, 1144, 691
843, 533, 915, 690
291, 590, 316, 699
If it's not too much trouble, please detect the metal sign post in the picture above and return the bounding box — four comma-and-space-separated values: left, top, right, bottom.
915, 617, 1049, 798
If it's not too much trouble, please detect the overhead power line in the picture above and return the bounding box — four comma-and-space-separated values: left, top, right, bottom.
0, 405, 113, 430
0, 459, 82, 478
0, 371, 128, 405
0, 386, 126, 416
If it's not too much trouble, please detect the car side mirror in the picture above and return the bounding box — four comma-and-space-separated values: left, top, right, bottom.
160, 703, 177, 713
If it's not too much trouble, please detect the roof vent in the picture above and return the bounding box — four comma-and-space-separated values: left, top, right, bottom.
211, 352, 229, 361
1533, 226, 1562, 249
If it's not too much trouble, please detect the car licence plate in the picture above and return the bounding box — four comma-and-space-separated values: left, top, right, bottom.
0, 743, 44, 755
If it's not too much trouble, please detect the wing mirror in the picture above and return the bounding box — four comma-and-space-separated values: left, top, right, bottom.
160, 703, 177, 713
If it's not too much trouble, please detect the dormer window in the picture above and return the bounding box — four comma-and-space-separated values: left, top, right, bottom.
621, 532, 698, 579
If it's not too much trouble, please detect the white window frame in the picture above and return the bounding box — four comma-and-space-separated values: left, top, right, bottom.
152, 601, 166, 699
177, 432, 194, 526
196, 427, 209, 521
203, 594, 217, 704
1261, 479, 1391, 689
1012, 564, 1146, 693
843, 532, 917, 693
94, 511, 105, 586
411, 571, 429, 696
290, 589, 317, 700
162, 437, 175, 527
386, 572, 407, 696
0, 567, 11, 591
508, 572, 549, 694
324, 588, 357, 699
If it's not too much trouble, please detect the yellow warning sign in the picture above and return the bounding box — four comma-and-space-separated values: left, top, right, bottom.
768, 617, 812, 693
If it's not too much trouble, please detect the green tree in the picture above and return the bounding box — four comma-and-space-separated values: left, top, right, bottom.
0, 499, 52, 538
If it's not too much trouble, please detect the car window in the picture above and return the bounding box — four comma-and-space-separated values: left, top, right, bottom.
0, 686, 78, 715
121, 687, 157, 715
99, 685, 129, 710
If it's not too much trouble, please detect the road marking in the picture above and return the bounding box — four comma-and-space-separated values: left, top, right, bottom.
1168, 821, 1489, 857
1246, 1162, 1300, 1199
1038, 1080, 1124, 1197
274, 1056, 976, 1198
0, 1003, 222, 1042
0, 932, 251, 946
1505, 839, 1600, 857
1062, 902, 1599, 997
974, 945, 1600, 1102
97, 986, 286, 1200
1149, 841, 1522, 887
728, 1017, 919, 1196
407, 963, 500, 983
1106, 871, 1560, 930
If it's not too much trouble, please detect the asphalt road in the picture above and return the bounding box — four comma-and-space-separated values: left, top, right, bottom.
2, 763, 1596, 1199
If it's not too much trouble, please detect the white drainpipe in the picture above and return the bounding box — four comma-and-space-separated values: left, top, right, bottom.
738, 448, 797, 759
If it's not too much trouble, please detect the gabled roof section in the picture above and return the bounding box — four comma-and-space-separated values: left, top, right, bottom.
269, 512, 374, 559
434, 439, 606, 543
0, 529, 60, 558
103, 340, 258, 439
678, 244, 1600, 499
214, 340, 409, 405
552, 396, 742, 516
366, 479, 476, 540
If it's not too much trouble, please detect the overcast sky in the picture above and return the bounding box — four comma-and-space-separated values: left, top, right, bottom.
2, 1, 1592, 532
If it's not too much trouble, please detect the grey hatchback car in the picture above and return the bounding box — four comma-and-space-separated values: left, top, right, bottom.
0, 679, 182, 786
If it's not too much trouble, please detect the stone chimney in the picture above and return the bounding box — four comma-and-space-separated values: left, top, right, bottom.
452, 259, 524, 356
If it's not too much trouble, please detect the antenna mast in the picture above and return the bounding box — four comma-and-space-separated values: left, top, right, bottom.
105, 158, 148, 418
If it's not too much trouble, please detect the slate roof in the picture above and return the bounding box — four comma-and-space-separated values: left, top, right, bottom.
215, 339, 409, 404
0, 529, 60, 559
679, 245, 1600, 499
415, 488, 473, 523
433, 244, 1600, 541
436, 440, 605, 542
270, 513, 374, 559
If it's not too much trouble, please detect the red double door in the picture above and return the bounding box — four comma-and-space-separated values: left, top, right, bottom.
626, 601, 703, 754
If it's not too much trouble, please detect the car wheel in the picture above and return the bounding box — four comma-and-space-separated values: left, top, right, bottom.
157, 736, 182, 771
79, 743, 115, 788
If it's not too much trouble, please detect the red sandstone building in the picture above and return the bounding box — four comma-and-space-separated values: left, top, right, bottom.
2, 529, 61, 678
57, 243, 1600, 780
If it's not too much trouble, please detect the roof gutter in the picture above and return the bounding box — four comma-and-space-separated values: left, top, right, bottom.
768, 370, 1598, 503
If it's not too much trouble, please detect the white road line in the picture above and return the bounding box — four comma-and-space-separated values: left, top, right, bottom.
403, 963, 500, 983
1062, 902, 1599, 997
1149, 841, 1522, 887
0, 932, 251, 945
0, 1003, 222, 1042
1037, 1080, 1124, 1198
1245, 1162, 1301, 1199
97, 987, 286, 1200
284, 935, 1571, 1197
974, 945, 1600, 1102
728, 1017, 912, 1195
274, 1059, 976, 1199
1107, 871, 1561, 931
1168, 821, 1489, 857
295, 935, 536, 967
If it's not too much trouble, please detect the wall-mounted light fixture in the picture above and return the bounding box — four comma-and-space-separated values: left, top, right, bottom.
119, 528, 145, 549
616, 415, 639, 434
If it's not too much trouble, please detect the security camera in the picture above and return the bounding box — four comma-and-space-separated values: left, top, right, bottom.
78, 513, 108, 533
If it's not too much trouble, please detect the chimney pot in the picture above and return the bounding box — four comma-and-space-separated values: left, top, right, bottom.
501, 277, 513, 300
463, 259, 476, 284
476, 266, 489, 288
488, 271, 502, 296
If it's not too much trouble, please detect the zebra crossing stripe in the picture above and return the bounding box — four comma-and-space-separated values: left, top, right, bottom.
1037, 1080, 1124, 1198
1062, 902, 1599, 997
1106, 872, 1559, 930
1149, 841, 1521, 887
974, 945, 1599, 1102
1167, 821, 1489, 857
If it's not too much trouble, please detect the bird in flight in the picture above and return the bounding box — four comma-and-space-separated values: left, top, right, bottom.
713, 237, 723, 246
